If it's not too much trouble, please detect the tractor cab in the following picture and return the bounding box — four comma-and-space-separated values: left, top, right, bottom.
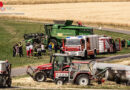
51, 53, 72, 78
26, 53, 72, 82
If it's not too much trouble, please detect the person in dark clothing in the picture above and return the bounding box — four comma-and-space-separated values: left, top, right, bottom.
5, 60, 11, 74
19, 42, 23, 57
54, 44, 58, 53
13, 44, 16, 57
37, 45, 42, 58
121, 39, 126, 48
77, 21, 82, 26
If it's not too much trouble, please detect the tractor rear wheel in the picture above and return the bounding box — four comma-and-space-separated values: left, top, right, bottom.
34, 72, 47, 82
76, 74, 90, 86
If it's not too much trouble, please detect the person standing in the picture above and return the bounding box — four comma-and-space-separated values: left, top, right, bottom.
26, 43, 30, 57
41, 43, 46, 54
54, 44, 58, 53
121, 39, 126, 48
29, 44, 33, 56
15, 44, 19, 56
13, 44, 16, 57
37, 45, 42, 58
19, 42, 23, 57
77, 21, 82, 26
5, 60, 11, 74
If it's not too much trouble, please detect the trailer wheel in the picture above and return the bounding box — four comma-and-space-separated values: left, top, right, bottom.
115, 76, 121, 84
34, 72, 46, 82
76, 74, 90, 86
55, 79, 64, 85
7, 78, 11, 87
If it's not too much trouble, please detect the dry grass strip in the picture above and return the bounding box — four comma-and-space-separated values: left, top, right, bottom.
1, 0, 130, 5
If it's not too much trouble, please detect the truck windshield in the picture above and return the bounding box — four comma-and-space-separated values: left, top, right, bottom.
66, 39, 80, 45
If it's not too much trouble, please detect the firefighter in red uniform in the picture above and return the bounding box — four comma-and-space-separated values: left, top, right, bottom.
77, 21, 82, 26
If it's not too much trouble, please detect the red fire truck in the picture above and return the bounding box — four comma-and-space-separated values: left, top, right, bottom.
62, 35, 99, 59
99, 36, 121, 53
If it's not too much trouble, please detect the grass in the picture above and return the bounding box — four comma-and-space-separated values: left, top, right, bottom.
0, 19, 130, 68
0, 20, 50, 68
1, 0, 130, 5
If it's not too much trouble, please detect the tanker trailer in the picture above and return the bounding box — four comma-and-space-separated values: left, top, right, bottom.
92, 62, 130, 85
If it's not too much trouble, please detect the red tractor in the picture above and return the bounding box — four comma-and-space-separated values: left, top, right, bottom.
27, 54, 106, 86
54, 61, 107, 85
26, 53, 72, 82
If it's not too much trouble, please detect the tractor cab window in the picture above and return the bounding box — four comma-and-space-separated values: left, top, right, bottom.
54, 56, 71, 71
79, 63, 89, 71
66, 39, 80, 45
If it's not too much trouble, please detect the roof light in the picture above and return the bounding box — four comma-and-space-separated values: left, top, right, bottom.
78, 36, 82, 38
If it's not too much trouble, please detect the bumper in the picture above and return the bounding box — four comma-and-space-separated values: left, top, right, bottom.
65, 51, 84, 57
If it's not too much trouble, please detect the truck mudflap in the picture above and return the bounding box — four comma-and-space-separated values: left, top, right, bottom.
26, 66, 35, 78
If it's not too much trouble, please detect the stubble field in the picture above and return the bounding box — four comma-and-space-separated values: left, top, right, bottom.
1, 2, 130, 28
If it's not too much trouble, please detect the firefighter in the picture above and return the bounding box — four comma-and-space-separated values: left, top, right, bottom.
19, 42, 23, 57
77, 21, 82, 26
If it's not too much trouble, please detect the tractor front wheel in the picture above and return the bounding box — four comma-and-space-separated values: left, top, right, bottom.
55, 79, 64, 85
34, 72, 47, 82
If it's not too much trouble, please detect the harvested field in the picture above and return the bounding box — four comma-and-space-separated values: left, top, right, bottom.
12, 76, 130, 89
1, 2, 130, 28
1, 0, 130, 5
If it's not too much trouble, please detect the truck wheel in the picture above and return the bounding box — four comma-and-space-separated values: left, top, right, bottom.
76, 74, 90, 86
55, 79, 64, 85
90, 51, 96, 59
34, 72, 46, 82
83, 51, 87, 60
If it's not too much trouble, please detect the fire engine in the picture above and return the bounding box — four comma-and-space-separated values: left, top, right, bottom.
62, 35, 99, 59
99, 36, 121, 53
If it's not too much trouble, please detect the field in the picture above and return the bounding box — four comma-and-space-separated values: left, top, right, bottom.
12, 76, 130, 89
1, 2, 130, 29
1, 0, 130, 5
12, 57, 130, 89
0, 19, 130, 68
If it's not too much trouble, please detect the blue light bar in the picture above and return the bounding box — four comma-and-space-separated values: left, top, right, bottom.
78, 36, 82, 38
66, 37, 70, 38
